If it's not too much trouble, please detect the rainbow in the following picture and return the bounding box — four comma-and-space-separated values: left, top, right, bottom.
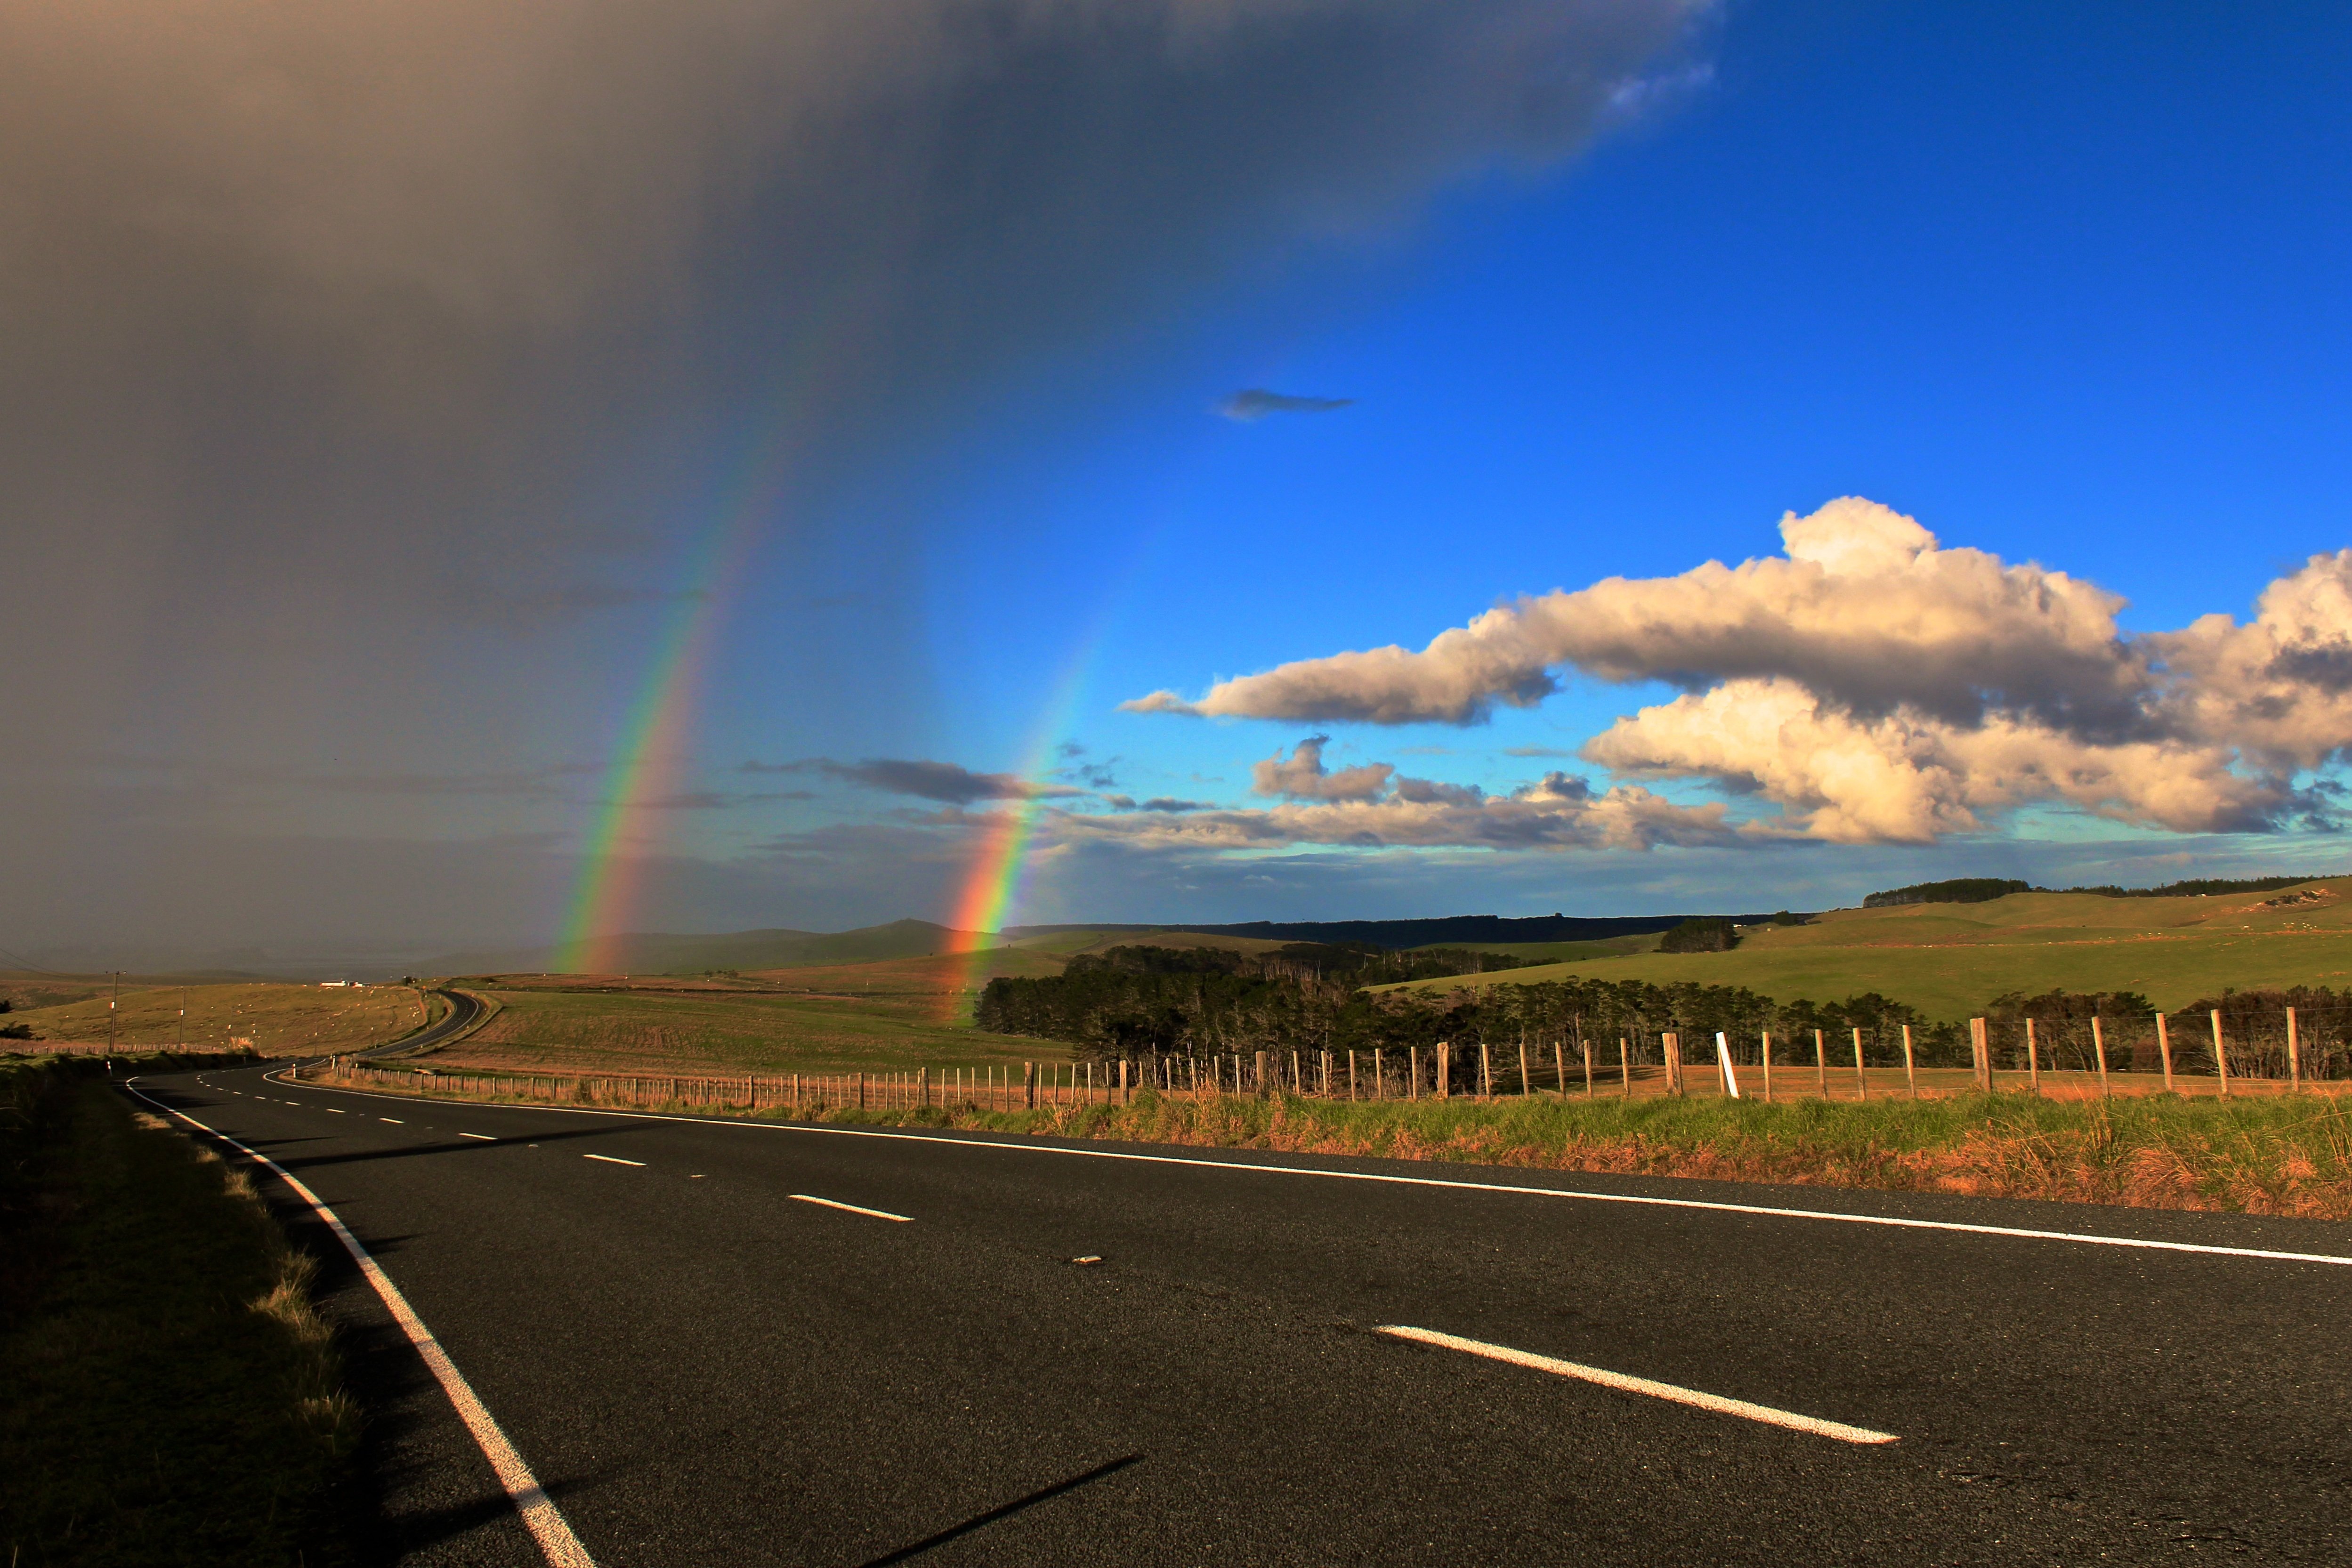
557, 520, 757, 974
938, 629, 1111, 1007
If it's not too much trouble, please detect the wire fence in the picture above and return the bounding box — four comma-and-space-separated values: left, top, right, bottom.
311, 1004, 2352, 1109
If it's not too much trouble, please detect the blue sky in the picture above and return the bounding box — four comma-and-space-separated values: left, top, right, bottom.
9, 0, 2351, 959
711, 1, 2352, 924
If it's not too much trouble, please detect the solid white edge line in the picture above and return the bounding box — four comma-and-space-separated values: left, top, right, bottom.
460, 1132, 498, 1140
582, 1154, 646, 1167
257, 1070, 2352, 1268
1376, 1325, 1899, 1446
124, 1078, 598, 1568
790, 1193, 914, 1222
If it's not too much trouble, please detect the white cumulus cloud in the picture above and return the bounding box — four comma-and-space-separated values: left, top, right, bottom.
1128, 497, 2352, 845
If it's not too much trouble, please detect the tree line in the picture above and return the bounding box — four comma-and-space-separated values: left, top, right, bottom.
977, 946, 2352, 1077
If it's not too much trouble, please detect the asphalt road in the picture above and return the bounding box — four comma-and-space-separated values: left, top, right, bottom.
356, 988, 488, 1060
129, 1063, 2352, 1567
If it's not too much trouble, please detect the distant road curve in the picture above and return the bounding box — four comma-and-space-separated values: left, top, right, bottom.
349, 986, 489, 1062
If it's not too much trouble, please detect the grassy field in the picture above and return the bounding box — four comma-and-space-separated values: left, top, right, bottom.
6, 977, 432, 1054
2, 1057, 359, 1565
433, 955, 1073, 1076
1384, 880, 2352, 1016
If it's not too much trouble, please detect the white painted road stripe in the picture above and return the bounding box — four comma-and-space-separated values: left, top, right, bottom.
1378, 1325, 1900, 1446
791, 1194, 914, 1222
583, 1154, 646, 1166
381, 1118, 404, 1123
266, 1073, 2352, 1268
460, 1132, 498, 1140
124, 1081, 597, 1568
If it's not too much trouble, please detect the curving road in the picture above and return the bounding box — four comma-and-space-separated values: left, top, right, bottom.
351, 987, 489, 1062
128, 1061, 2352, 1567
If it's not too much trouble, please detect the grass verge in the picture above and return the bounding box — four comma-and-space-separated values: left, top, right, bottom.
1, 1055, 360, 1566
347, 1067, 2352, 1218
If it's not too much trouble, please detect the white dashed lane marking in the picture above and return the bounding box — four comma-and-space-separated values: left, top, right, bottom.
791, 1194, 913, 1223
1375, 1326, 1899, 1446
583, 1154, 646, 1167
381, 1118, 404, 1123
460, 1132, 497, 1141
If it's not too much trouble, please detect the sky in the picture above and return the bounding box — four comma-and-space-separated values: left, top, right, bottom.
5, 1, 2350, 968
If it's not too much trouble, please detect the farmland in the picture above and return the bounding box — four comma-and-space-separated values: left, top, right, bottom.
3, 979, 431, 1056
428, 950, 1072, 1076
1382, 880, 2352, 1018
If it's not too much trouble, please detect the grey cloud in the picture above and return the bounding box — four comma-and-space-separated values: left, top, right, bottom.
1251, 736, 1395, 801
0, 0, 1712, 953
1218, 388, 1355, 420
803, 758, 1086, 805
1052, 770, 1738, 854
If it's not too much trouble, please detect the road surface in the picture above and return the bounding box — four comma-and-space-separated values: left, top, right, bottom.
354, 988, 489, 1061
129, 1062, 2352, 1566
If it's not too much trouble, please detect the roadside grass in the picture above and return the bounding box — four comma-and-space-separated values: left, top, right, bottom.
1388, 881, 2352, 1016
430, 982, 1070, 1076
1, 1056, 360, 1567
332, 1059, 2352, 1218
850, 1090, 2352, 1217
11, 980, 429, 1055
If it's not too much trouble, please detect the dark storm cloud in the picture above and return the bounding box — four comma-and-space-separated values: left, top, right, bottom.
0, 0, 1711, 952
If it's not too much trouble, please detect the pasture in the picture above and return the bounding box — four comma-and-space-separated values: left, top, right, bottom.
1382, 881, 2352, 1016
4, 978, 431, 1056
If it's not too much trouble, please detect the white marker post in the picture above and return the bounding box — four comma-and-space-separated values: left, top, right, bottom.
1716, 1033, 1741, 1099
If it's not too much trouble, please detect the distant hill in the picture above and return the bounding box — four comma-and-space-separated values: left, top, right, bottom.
1005, 913, 1786, 950
422, 919, 1002, 977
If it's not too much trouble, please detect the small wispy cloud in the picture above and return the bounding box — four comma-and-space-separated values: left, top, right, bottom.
745, 757, 1085, 805
1217, 388, 1355, 421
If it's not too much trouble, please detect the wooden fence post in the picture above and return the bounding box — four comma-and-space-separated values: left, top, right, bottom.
2156, 1013, 2175, 1093
1580, 1037, 1592, 1098
1520, 1039, 1535, 1097
2288, 1006, 2301, 1091
1852, 1027, 1869, 1100
2024, 1018, 2041, 1095
1716, 1032, 1740, 1099
1348, 1050, 1358, 1099
1409, 1046, 1420, 1099
1618, 1037, 1630, 1097
1120, 1058, 1130, 1104
1814, 1029, 1828, 1098
1761, 1031, 1773, 1103
2210, 1011, 2230, 1098
1253, 1050, 1267, 1097
1438, 1042, 1452, 1099
1969, 1018, 1991, 1092
1291, 1050, 1302, 1096
1026, 1061, 1038, 1109
1480, 1042, 1492, 1098
2091, 1017, 2110, 1098
1375, 1048, 1386, 1099
1663, 1033, 1682, 1097
1901, 1025, 1917, 1098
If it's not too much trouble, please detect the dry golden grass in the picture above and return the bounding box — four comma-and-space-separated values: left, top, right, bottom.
13, 981, 428, 1054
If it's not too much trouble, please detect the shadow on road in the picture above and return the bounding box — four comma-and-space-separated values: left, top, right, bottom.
857, 1454, 1144, 1567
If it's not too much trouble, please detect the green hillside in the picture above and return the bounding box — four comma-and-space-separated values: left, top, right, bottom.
427, 918, 1005, 977
1381, 879, 2352, 1017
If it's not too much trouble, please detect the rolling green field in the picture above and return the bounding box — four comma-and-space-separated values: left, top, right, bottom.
1383, 880, 2352, 1016
435, 952, 1073, 1076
